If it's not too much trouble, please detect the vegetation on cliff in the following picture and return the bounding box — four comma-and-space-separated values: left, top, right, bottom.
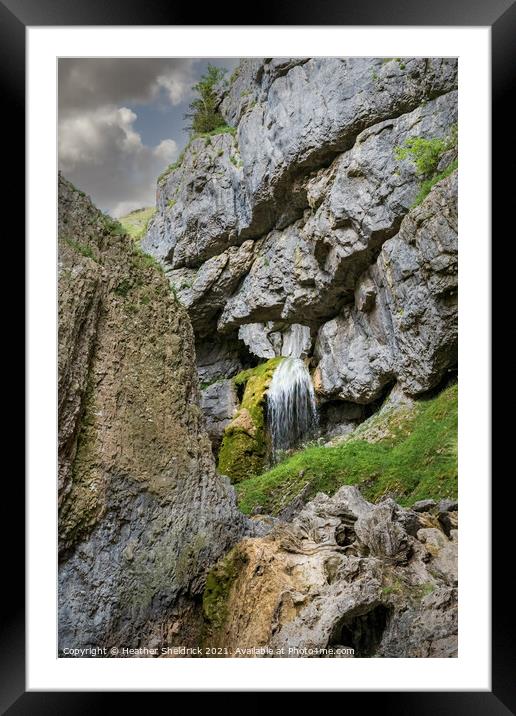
395, 123, 458, 206
118, 207, 156, 241
185, 64, 228, 135
236, 382, 458, 515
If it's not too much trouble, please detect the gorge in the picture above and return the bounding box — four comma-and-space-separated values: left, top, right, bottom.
58, 57, 458, 658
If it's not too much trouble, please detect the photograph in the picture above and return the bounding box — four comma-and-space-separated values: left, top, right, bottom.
57, 56, 459, 659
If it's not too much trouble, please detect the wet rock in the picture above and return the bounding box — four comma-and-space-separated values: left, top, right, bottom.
238, 321, 313, 360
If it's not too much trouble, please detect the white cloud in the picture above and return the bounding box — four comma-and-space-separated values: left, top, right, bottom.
153, 138, 179, 162
59, 105, 178, 217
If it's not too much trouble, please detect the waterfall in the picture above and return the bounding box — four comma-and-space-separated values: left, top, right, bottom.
267, 357, 318, 461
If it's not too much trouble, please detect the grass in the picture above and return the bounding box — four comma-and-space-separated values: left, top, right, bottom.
235, 382, 457, 515
395, 124, 458, 208
131, 245, 163, 273
157, 125, 236, 184
102, 215, 126, 237
118, 207, 156, 241
113, 278, 132, 297
64, 237, 96, 261
197, 125, 236, 139
412, 158, 458, 206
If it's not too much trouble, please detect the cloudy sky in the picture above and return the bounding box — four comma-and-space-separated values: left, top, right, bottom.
58, 58, 239, 217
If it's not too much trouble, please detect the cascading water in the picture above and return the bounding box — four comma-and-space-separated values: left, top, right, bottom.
267, 357, 318, 461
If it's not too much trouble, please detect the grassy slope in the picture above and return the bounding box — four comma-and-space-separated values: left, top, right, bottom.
118, 207, 156, 241
236, 382, 457, 515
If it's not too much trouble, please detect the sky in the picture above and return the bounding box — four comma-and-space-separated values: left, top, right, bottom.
58, 58, 239, 217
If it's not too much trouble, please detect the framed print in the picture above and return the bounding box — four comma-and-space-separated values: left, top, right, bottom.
7, 0, 511, 707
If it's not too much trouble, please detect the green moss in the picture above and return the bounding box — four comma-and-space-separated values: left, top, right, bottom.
217, 357, 283, 482
233, 356, 284, 391
217, 430, 266, 483
236, 382, 457, 515
202, 547, 247, 631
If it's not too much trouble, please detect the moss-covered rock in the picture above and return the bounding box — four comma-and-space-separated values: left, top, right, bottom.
202, 546, 248, 635
217, 357, 283, 482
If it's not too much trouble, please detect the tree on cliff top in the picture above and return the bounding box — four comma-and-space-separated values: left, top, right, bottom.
184, 64, 227, 135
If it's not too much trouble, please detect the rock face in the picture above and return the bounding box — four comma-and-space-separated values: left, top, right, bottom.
314, 171, 458, 402
58, 175, 247, 651
143, 57, 458, 421
203, 486, 457, 657
200, 380, 239, 452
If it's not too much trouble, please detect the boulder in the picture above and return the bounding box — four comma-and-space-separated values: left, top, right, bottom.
412, 499, 437, 513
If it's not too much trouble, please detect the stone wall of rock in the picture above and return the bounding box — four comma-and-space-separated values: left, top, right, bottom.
142, 57, 458, 426
203, 486, 458, 658
58, 175, 247, 651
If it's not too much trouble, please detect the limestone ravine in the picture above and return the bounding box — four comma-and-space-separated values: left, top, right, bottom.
59, 56, 458, 658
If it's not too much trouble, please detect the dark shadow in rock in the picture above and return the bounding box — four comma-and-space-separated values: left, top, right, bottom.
329, 604, 393, 657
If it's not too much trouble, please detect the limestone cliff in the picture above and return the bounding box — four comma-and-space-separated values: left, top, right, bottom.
142, 57, 458, 448
58, 175, 246, 651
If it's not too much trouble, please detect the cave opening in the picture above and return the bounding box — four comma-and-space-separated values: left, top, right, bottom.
331, 604, 392, 657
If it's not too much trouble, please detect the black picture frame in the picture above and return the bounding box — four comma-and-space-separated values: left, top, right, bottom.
6, 0, 512, 708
